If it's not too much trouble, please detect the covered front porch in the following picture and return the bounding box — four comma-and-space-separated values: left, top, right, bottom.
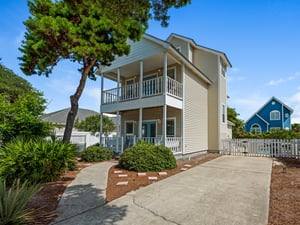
100, 106, 183, 154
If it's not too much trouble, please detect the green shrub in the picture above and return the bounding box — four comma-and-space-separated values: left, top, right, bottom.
0, 179, 42, 225
81, 145, 114, 162
0, 138, 78, 184
119, 141, 176, 172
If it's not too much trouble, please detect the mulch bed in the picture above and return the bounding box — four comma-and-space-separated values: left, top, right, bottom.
268, 157, 300, 225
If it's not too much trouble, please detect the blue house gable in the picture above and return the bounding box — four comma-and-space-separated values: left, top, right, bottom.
244, 97, 293, 133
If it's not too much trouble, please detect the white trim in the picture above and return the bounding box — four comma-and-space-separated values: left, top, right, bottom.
270, 110, 280, 120
167, 66, 177, 80
125, 120, 135, 135
143, 73, 158, 80
167, 117, 176, 137
250, 123, 262, 133
142, 120, 158, 137
125, 77, 135, 85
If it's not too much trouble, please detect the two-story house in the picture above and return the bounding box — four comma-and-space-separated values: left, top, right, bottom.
244, 96, 293, 133
97, 33, 231, 157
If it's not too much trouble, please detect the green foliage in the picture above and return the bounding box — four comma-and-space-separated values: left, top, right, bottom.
74, 115, 115, 134
292, 123, 300, 133
227, 107, 244, 138
0, 179, 42, 225
0, 63, 33, 103
119, 141, 176, 172
0, 63, 52, 144
238, 129, 300, 139
19, 0, 190, 143
0, 138, 77, 184
81, 145, 113, 162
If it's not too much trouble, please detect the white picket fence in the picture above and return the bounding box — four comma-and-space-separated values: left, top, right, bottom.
221, 139, 300, 158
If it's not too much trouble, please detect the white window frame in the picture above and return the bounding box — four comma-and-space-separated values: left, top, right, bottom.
270, 110, 280, 120
221, 104, 226, 123
166, 117, 176, 137
167, 67, 177, 80
250, 124, 261, 134
125, 120, 134, 136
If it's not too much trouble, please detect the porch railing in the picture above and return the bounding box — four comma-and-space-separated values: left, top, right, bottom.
167, 77, 182, 98
142, 77, 163, 97
221, 138, 300, 158
165, 137, 182, 154
102, 77, 182, 104
102, 136, 183, 154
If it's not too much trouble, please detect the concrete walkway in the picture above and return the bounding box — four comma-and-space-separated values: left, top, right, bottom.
52, 156, 272, 225
52, 161, 117, 224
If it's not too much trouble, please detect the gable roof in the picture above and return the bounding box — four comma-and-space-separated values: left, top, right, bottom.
99, 33, 213, 85
245, 96, 293, 124
167, 33, 232, 68
41, 108, 99, 125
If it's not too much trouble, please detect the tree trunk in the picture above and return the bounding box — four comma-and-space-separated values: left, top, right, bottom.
63, 58, 97, 143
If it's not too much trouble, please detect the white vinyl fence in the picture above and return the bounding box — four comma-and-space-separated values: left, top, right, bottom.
221, 139, 300, 158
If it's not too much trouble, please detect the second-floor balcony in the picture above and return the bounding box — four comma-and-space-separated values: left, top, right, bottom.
102, 77, 182, 105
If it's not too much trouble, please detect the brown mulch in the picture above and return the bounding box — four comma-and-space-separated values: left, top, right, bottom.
268, 157, 300, 225
27, 155, 300, 225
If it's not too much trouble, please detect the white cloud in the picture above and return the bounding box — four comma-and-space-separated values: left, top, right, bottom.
228, 94, 268, 121
286, 92, 300, 124
267, 72, 300, 86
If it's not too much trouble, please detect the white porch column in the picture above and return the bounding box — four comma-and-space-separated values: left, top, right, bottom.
117, 68, 121, 102
139, 61, 143, 99
162, 52, 168, 144
139, 61, 143, 139
139, 108, 142, 139
99, 73, 104, 146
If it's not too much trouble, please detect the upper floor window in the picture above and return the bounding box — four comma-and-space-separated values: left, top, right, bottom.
167, 68, 176, 79
221, 64, 226, 77
250, 124, 261, 134
222, 104, 226, 123
270, 110, 280, 120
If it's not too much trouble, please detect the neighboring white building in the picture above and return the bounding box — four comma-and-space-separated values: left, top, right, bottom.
42, 108, 116, 150
97, 33, 232, 157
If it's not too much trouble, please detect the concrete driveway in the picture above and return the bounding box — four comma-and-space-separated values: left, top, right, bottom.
53, 156, 272, 225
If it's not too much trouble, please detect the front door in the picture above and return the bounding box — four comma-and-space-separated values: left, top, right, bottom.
142, 121, 156, 138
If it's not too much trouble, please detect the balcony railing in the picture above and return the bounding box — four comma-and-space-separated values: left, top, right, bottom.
102, 77, 182, 104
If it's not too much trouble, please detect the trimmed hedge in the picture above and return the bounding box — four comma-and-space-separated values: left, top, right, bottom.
119, 141, 176, 172
80, 145, 114, 162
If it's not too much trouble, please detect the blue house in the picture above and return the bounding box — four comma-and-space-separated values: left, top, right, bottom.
244, 97, 293, 133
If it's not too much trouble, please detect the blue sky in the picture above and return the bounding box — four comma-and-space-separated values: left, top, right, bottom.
1, 0, 300, 123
